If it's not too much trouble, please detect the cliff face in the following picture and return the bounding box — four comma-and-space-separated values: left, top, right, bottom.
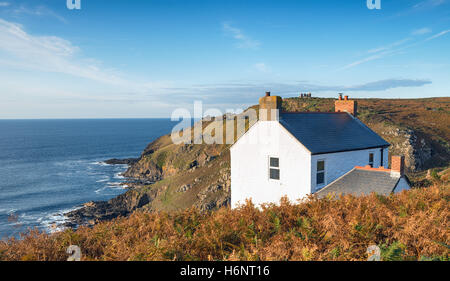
66, 97, 450, 226
381, 128, 433, 171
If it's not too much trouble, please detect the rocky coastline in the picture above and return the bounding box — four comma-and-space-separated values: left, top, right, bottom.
64, 158, 152, 228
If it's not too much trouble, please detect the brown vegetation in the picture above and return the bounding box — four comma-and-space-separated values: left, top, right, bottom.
1, 183, 448, 261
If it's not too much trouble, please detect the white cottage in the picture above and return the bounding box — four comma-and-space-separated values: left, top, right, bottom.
230, 92, 410, 208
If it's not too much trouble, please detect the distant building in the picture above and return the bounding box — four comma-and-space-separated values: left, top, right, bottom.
300, 92, 312, 98
230, 92, 410, 208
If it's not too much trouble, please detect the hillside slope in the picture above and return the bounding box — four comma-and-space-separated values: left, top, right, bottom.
3, 184, 449, 261
66, 97, 450, 225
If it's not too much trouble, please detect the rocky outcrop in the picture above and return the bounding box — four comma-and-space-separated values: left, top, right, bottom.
194, 167, 231, 211
381, 128, 433, 171
104, 158, 139, 165
65, 189, 155, 227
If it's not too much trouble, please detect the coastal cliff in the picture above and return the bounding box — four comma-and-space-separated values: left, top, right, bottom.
66, 97, 450, 227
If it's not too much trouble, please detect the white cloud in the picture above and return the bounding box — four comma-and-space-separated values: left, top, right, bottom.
342, 38, 412, 70
340, 52, 389, 70
341, 28, 449, 70
412, 27, 432, 35
413, 0, 447, 9
0, 2, 10, 7
222, 22, 260, 49
254, 63, 269, 73
11, 5, 68, 23
0, 18, 132, 86
367, 38, 411, 54
426, 29, 450, 41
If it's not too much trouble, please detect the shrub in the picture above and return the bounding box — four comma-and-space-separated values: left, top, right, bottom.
0, 184, 448, 261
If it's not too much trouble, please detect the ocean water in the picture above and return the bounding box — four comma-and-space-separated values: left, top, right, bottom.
0, 119, 178, 239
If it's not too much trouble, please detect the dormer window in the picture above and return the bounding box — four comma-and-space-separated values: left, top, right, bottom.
316, 160, 325, 186
269, 157, 280, 180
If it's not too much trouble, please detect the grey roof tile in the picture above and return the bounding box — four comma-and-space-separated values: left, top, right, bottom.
316, 169, 400, 197
279, 112, 390, 155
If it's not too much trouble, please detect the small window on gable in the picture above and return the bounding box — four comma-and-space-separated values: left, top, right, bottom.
316, 160, 325, 185
369, 153, 374, 168
269, 157, 280, 180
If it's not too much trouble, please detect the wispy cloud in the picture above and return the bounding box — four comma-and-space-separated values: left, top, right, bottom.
413, 0, 447, 10
392, 0, 448, 18
11, 5, 67, 23
0, 18, 129, 85
254, 62, 270, 73
341, 27, 450, 70
367, 38, 411, 54
0, 2, 10, 7
175, 79, 432, 104
412, 27, 432, 35
426, 29, 450, 41
340, 53, 389, 70
222, 22, 260, 49
346, 79, 432, 91
340, 37, 415, 70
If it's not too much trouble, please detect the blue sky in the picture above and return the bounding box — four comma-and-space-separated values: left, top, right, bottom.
0, 0, 449, 118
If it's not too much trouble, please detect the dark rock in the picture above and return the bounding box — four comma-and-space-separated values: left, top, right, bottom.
189, 160, 199, 169
65, 189, 155, 228
104, 158, 139, 165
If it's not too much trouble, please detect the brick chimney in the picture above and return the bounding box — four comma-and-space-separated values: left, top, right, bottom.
259, 92, 282, 121
335, 94, 357, 116
391, 155, 405, 176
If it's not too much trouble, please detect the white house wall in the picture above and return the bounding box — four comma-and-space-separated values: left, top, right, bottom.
310, 147, 389, 193
231, 121, 311, 208
394, 177, 411, 193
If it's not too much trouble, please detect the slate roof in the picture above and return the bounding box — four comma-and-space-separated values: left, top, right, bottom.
315, 168, 401, 198
279, 112, 390, 155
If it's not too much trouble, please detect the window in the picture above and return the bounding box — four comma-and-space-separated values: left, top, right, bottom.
380, 149, 384, 167
316, 160, 325, 185
269, 157, 280, 180
369, 153, 374, 168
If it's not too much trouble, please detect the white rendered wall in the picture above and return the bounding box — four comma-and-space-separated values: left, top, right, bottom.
310, 147, 389, 192
231, 121, 311, 208
394, 177, 411, 193
382, 148, 389, 168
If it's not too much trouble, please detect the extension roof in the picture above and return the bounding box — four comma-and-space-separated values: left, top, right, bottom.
315, 167, 407, 198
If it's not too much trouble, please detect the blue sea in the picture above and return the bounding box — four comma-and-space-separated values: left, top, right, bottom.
0, 119, 178, 239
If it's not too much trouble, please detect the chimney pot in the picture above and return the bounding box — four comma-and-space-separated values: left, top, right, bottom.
265, 91, 271, 97
335, 94, 357, 116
